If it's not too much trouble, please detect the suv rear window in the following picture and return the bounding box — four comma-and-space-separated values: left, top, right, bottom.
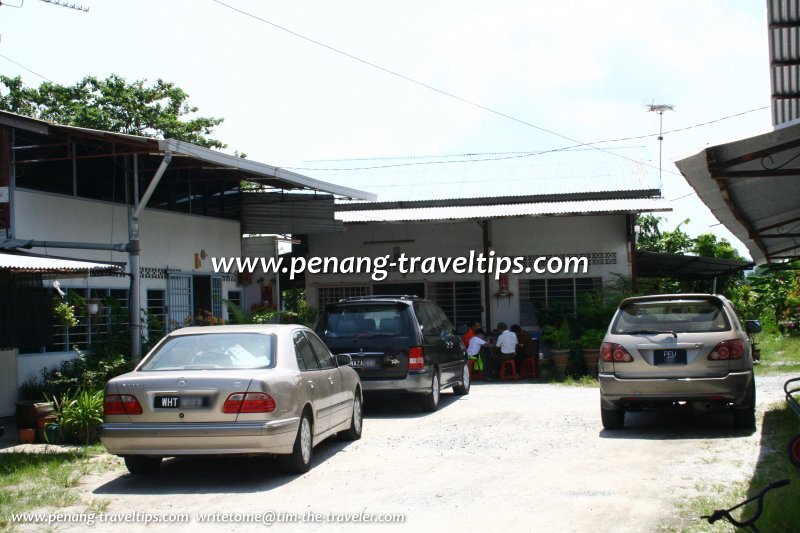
317, 303, 413, 340
611, 300, 731, 334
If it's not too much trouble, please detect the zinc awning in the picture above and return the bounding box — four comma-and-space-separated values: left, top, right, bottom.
675, 122, 800, 264
0, 251, 125, 276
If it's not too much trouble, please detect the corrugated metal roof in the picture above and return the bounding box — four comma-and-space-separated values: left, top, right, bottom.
0, 252, 125, 274
769, 0, 800, 125
0, 110, 376, 201
295, 146, 659, 204
675, 122, 800, 264
336, 198, 671, 223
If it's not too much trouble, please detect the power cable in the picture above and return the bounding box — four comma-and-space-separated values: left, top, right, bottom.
0, 53, 53, 82
211, 0, 673, 177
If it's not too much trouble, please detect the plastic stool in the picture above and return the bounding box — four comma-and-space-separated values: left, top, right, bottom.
499, 359, 518, 382
467, 358, 483, 381
520, 357, 538, 379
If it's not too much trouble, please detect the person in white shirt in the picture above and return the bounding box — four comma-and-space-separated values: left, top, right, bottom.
494, 322, 519, 378
467, 328, 487, 357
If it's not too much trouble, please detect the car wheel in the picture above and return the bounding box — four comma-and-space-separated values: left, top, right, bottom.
788, 434, 800, 468
734, 378, 756, 430
601, 402, 625, 430
124, 455, 162, 475
453, 361, 471, 396
420, 370, 441, 412
281, 411, 313, 473
340, 392, 363, 441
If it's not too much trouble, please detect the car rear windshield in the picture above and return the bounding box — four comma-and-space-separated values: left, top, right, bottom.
611, 300, 731, 334
140, 333, 276, 371
317, 303, 413, 340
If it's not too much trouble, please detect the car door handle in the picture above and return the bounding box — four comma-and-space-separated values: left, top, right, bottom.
307, 380, 315, 389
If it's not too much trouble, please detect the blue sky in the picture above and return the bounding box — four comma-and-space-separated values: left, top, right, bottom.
0, 1, 772, 257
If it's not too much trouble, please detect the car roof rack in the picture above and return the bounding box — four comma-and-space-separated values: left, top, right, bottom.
338, 294, 421, 302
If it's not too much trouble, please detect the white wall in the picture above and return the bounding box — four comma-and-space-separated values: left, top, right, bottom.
14, 190, 241, 271
305, 214, 632, 326
12, 190, 243, 351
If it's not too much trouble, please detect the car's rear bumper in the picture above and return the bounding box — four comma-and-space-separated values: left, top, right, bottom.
599, 370, 753, 407
361, 369, 432, 394
99, 417, 299, 456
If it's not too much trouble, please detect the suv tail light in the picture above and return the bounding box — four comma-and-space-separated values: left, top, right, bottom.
408, 346, 425, 371
223, 392, 276, 413
600, 342, 634, 363
104, 394, 143, 415
708, 339, 745, 360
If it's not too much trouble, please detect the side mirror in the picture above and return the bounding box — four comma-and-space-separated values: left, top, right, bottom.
745, 320, 762, 334
336, 353, 353, 367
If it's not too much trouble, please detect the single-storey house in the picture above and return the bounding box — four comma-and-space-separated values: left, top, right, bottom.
0, 110, 373, 416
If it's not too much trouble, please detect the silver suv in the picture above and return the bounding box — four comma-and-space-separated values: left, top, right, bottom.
599, 294, 760, 430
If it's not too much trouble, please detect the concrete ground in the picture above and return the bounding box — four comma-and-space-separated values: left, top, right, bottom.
7, 373, 794, 532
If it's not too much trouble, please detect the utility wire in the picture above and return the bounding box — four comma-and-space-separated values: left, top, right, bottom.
0, 53, 53, 82
211, 0, 676, 178
300, 105, 769, 165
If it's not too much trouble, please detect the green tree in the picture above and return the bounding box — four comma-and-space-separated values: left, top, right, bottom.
637, 214, 693, 254
0, 74, 225, 149
692, 233, 744, 260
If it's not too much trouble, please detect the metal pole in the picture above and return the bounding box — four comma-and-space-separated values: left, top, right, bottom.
129, 154, 141, 363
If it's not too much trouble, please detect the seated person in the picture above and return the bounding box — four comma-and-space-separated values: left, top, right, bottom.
462, 321, 481, 347
467, 328, 487, 358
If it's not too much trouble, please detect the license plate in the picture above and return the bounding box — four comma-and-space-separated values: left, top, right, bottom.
350, 358, 379, 369
654, 349, 687, 365
155, 395, 180, 408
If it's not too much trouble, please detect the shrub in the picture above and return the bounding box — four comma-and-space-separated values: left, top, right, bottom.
49, 388, 104, 445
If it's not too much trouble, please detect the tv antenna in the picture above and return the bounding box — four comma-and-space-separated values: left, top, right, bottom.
38, 0, 89, 11
647, 102, 674, 183
0, 0, 89, 11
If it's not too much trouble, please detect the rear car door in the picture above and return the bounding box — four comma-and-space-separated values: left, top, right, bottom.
316, 302, 413, 381
305, 330, 351, 428
609, 297, 736, 379
293, 330, 333, 435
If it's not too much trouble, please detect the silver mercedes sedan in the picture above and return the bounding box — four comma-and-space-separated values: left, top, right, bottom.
100, 324, 363, 475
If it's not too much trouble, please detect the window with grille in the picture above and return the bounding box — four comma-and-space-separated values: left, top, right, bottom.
426, 281, 482, 329
519, 277, 602, 327
317, 286, 372, 309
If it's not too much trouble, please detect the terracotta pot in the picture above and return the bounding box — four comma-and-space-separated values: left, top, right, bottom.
18, 428, 35, 444
551, 349, 570, 379
583, 348, 600, 377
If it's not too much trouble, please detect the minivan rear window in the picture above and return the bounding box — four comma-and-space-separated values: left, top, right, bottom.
611, 300, 730, 334
317, 304, 412, 340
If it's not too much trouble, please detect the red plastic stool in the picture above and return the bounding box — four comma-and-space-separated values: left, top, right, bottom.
467, 358, 483, 381
499, 359, 518, 382
520, 357, 538, 379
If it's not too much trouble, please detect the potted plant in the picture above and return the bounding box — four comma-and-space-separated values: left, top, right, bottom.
580, 329, 605, 377
542, 321, 572, 378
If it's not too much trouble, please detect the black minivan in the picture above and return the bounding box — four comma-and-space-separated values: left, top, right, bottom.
315, 295, 469, 411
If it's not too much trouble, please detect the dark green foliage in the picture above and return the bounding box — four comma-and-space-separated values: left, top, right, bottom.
0, 74, 225, 149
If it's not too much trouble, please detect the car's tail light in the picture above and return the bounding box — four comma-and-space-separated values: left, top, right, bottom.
223, 392, 276, 413
708, 339, 745, 360
600, 342, 634, 363
408, 346, 425, 371
104, 394, 143, 415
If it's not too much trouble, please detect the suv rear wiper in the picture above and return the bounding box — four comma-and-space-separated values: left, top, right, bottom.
625, 329, 678, 338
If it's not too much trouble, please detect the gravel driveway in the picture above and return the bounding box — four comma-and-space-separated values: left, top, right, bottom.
57, 373, 792, 533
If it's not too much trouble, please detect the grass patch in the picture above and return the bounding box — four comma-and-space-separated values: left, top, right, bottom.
551, 374, 598, 387
0, 445, 114, 531
754, 334, 800, 375
671, 403, 800, 532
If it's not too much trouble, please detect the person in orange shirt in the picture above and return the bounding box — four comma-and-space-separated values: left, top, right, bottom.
462, 321, 481, 347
